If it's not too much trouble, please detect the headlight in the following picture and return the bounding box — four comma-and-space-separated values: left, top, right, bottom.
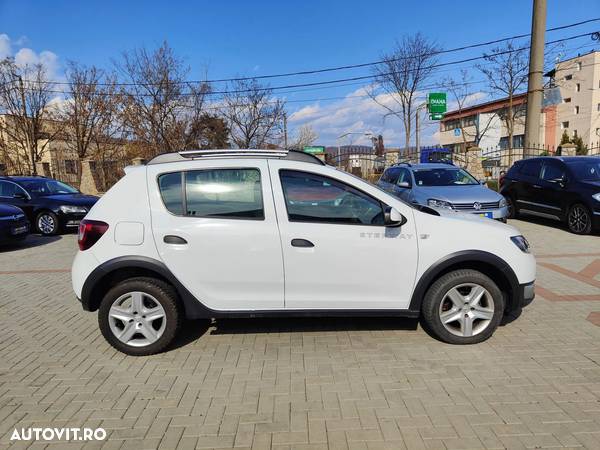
427, 199, 453, 209
511, 235, 530, 253
499, 197, 507, 208
59, 205, 88, 214
593, 193, 600, 202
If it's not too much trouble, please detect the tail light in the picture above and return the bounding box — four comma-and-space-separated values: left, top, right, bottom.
78, 220, 109, 251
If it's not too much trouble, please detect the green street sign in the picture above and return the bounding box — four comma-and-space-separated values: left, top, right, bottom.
429, 112, 444, 120
303, 146, 325, 154
427, 92, 447, 114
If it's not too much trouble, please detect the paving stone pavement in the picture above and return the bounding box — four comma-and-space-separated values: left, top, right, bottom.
0, 220, 599, 450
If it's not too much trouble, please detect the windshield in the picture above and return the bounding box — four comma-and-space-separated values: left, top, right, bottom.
568, 160, 600, 181
413, 168, 479, 186
20, 180, 79, 196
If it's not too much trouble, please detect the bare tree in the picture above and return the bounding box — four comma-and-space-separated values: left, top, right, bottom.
62, 62, 118, 181
0, 58, 61, 175
443, 69, 497, 149
114, 41, 211, 158
477, 41, 529, 159
369, 33, 440, 153
221, 79, 285, 149
289, 124, 318, 150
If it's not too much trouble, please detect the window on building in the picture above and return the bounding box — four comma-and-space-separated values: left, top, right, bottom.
576, 83, 581, 92
573, 130, 578, 138
597, 103, 600, 112
64, 160, 78, 175
565, 74, 573, 81
564, 97, 571, 103
561, 121, 569, 129
574, 106, 580, 114
576, 62, 582, 71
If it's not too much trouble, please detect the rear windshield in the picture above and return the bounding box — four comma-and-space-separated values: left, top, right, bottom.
567, 160, 600, 181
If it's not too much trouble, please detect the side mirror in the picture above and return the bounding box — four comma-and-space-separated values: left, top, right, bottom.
384, 206, 406, 227
13, 191, 27, 200
397, 181, 411, 188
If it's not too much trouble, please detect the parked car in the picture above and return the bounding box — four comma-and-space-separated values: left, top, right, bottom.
0, 176, 99, 235
500, 156, 600, 234
377, 163, 509, 221
0, 204, 29, 245
71, 149, 536, 356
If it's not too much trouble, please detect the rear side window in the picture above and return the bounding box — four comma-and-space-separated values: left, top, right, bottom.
0, 181, 16, 197
520, 160, 542, 178
540, 162, 566, 181
382, 168, 400, 183
158, 168, 264, 219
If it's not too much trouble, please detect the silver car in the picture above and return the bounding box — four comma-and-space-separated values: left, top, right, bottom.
377, 163, 509, 221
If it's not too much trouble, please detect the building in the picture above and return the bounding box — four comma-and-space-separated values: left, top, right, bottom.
439, 50, 600, 155
544, 50, 600, 149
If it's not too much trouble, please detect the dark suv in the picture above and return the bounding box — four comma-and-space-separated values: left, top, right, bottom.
0, 176, 99, 235
500, 156, 600, 234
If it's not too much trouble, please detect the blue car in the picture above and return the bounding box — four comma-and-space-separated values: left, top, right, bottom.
0, 204, 29, 245
377, 163, 509, 221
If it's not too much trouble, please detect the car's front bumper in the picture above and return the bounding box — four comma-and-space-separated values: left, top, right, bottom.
57, 212, 87, 229
0, 219, 30, 243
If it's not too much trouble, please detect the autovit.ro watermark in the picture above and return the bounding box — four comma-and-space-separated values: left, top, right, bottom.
11, 427, 107, 442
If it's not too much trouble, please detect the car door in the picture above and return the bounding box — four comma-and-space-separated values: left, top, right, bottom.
377, 167, 400, 193
538, 160, 568, 219
393, 168, 413, 202
0, 181, 32, 217
268, 159, 418, 310
514, 160, 544, 215
147, 159, 284, 311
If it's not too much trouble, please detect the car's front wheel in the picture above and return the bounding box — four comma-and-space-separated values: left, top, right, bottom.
421, 269, 504, 344
567, 203, 592, 235
98, 277, 182, 356
36, 211, 59, 235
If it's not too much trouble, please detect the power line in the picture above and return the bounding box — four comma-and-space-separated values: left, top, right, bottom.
8, 18, 600, 88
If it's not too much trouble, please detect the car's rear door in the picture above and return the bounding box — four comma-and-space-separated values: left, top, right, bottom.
514, 160, 544, 214
268, 159, 418, 310
147, 159, 284, 311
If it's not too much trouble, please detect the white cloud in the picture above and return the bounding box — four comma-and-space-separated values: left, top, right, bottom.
0, 34, 11, 59
288, 86, 441, 148
1, 34, 61, 81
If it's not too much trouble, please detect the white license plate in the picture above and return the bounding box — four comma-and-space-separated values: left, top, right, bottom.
11, 225, 28, 235
474, 212, 493, 219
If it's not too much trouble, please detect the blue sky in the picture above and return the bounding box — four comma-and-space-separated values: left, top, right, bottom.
1, 0, 599, 147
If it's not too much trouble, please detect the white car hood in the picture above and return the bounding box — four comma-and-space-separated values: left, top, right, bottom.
429, 206, 519, 234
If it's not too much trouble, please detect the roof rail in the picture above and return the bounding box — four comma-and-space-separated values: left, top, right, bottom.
178, 149, 289, 158
392, 161, 411, 167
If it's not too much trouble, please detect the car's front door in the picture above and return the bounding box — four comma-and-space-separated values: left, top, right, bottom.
538, 160, 568, 219
148, 159, 284, 311
0, 181, 32, 217
268, 160, 418, 310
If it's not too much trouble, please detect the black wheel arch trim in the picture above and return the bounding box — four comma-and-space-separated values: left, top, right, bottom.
408, 250, 523, 312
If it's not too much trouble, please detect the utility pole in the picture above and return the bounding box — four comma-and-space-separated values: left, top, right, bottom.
524, 0, 546, 150
283, 112, 288, 150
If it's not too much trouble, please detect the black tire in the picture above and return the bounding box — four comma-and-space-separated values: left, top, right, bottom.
98, 277, 182, 356
36, 211, 59, 235
505, 195, 518, 219
421, 269, 505, 345
567, 203, 592, 235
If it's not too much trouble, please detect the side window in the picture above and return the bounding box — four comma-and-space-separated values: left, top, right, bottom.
158, 168, 264, 219
158, 172, 184, 215
396, 168, 411, 186
520, 160, 542, 178
279, 170, 384, 226
541, 163, 565, 181
0, 181, 16, 197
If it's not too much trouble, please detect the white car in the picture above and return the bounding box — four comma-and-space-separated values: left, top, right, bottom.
72, 149, 536, 355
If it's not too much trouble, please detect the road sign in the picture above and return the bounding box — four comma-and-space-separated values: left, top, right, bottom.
303, 146, 325, 154
454, 128, 461, 136
429, 113, 444, 120
427, 92, 447, 114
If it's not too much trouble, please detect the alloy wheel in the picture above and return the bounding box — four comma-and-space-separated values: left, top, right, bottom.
568, 205, 590, 233
108, 291, 166, 347
438, 283, 494, 337
38, 214, 55, 234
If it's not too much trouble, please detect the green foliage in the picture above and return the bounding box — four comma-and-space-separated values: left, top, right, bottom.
571, 135, 588, 155
560, 130, 570, 145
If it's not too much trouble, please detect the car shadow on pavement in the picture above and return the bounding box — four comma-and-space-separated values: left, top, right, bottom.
513, 215, 600, 236
0, 234, 62, 252
209, 316, 419, 335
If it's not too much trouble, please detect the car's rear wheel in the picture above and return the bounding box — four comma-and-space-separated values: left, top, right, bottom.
505, 196, 518, 219
98, 277, 182, 356
567, 203, 592, 235
421, 269, 504, 344
36, 211, 59, 235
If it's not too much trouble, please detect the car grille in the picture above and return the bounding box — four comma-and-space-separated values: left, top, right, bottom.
451, 201, 500, 211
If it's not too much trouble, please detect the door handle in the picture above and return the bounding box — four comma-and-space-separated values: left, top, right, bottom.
291, 238, 314, 248
163, 235, 188, 245
533, 185, 542, 188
